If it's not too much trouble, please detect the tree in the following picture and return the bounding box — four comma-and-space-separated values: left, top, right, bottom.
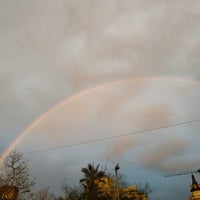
0, 175, 5, 187
80, 163, 106, 200
1, 149, 35, 199
137, 182, 153, 196
30, 186, 55, 200
107, 170, 153, 200
61, 179, 82, 200
0, 185, 18, 200
107, 172, 129, 188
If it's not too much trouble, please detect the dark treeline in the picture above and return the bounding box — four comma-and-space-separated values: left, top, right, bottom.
0, 150, 153, 200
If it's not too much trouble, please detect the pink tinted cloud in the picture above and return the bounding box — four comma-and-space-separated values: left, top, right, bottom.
138, 135, 190, 170
106, 138, 134, 158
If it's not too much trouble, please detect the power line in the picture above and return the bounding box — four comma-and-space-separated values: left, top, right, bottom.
25, 119, 200, 155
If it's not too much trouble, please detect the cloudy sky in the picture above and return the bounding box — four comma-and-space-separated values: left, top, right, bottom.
1, 0, 200, 199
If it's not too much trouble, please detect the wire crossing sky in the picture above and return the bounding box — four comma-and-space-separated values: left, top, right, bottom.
24, 118, 200, 155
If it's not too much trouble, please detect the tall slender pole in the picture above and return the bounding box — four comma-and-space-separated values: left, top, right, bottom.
115, 170, 119, 200
115, 163, 120, 200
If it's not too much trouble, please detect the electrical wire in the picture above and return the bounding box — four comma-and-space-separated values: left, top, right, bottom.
25, 119, 200, 155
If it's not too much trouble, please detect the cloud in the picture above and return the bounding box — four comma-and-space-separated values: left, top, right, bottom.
1, 0, 200, 139
133, 103, 173, 129
1, 1, 200, 199
104, 138, 135, 158
137, 134, 190, 171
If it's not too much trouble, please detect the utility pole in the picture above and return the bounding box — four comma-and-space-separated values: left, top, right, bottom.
115, 163, 120, 200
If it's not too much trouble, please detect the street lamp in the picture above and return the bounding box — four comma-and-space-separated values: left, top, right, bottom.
115, 163, 120, 200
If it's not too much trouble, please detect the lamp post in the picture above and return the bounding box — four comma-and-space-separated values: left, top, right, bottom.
115, 163, 120, 200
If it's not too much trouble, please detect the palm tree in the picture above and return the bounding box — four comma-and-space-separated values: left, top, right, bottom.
80, 163, 106, 200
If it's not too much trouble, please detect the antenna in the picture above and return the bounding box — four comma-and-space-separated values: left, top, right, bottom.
164, 168, 200, 194
164, 169, 200, 178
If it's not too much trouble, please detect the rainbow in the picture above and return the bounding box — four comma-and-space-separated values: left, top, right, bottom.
0, 76, 199, 164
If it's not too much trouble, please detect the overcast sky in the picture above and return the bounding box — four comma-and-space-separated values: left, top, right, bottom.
0, 1, 200, 200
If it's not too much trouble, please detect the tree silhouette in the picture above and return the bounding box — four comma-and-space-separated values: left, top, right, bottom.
61, 179, 82, 200
80, 163, 106, 200
1, 149, 35, 199
30, 186, 55, 200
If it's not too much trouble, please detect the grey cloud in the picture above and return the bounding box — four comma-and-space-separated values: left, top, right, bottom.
138, 135, 190, 170
104, 138, 134, 159
133, 103, 173, 129
1, 0, 200, 120
1, 1, 200, 199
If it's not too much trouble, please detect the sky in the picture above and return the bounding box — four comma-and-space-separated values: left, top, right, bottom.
0, 0, 200, 199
